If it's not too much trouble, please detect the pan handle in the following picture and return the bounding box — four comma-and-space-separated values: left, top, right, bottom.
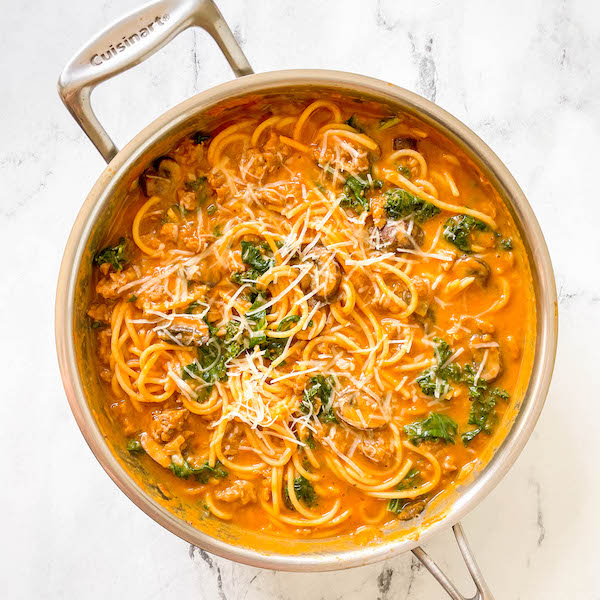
58, 0, 253, 163
412, 522, 494, 600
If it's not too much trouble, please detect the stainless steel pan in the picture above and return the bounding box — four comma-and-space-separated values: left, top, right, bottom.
56, 1, 558, 597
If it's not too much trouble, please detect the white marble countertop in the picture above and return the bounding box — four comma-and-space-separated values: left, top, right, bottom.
2, 0, 599, 597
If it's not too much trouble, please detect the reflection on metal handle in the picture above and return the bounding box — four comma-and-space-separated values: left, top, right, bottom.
57, 0, 253, 163
412, 523, 494, 600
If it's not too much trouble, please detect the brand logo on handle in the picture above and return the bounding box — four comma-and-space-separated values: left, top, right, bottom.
90, 15, 170, 66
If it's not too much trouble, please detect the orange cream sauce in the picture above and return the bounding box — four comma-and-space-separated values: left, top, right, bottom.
88, 94, 535, 539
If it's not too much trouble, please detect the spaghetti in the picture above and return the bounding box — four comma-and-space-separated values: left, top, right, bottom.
88, 95, 534, 537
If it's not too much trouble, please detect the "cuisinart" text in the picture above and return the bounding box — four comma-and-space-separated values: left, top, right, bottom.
90, 15, 169, 66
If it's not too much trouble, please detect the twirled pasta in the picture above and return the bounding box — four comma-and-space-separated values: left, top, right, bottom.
88, 95, 533, 537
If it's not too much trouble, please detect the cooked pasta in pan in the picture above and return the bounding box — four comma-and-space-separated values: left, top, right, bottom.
88, 94, 534, 536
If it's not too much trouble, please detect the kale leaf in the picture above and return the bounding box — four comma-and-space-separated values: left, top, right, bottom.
397, 468, 422, 491
184, 176, 209, 204
397, 165, 412, 179
169, 459, 228, 482
162, 204, 188, 223
182, 323, 242, 401
191, 131, 211, 145
434, 338, 452, 365
416, 338, 461, 398
184, 300, 202, 314
95, 238, 127, 271
462, 386, 509, 444
404, 413, 458, 444
339, 175, 370, 214
415, 367, 443, 397
412, 340, 511, 443
293, 476, 317, 506
241, 240, 275, 275
443, 215, 487, 252
277, 314, 301, 331
303, 432, 316, 450
301, 375, 337, 422
246, 291, 268, 348
387, 468, 423, 514
384, 189, 440, 223
260, 338, 287, 361
231, 269, 261, 287
379, 116, 400, 130
126, 440, 144, 454
388, 498, 410, 514
344, 114, 364, 132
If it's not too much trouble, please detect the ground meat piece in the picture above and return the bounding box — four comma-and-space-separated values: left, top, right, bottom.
462, 316, 495, 335
150, 409, 189, 443
370, 196, 386, 228
222, 424, 244, 457
97, 328, 111, 364
259, 479, 272, 502
262, 130, 286, 155
178, 190, 198, 211
95, 268, 137, 299
254, 186, 288, 207
242, 150, 269, 180
241, 133, 289, 181
301, 244, 342, 302
140, 234, 162, 252
253, 131, 290, 177
315, 144, 369, 175
163, 434, 187, 456
207, 170, 229, 200
145, 285, 168, 304
215, 480, 257, 505
443, 455, 458, 473
360, 436, 394, 465
157, 315, 210, 346
179, 221, 205, 253
335, 392, 389, 430
87, 303, 112, 323
159, 222, 179, 243
379, 220, 424, 252
99, 368, 112, 382
471, 229, 497, 250
470, 334, 503, 382
110, 400, 137, 436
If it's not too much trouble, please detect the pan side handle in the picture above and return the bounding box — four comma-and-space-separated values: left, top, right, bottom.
58, 0, 253, 163
412, 522, 494, 600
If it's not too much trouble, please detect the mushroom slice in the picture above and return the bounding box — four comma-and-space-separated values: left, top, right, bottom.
452, 256, 490, 286
301, 244, 342, 303
157, 315, 209, 347
140, 157, 181, 197
395, 500, 426, 521
402, 275, 432, 317
470, 335, 502, 382
139, 432, 171, 468
392, 137, 418, 151
334, 392, 390, 431
380, 220, 424, 252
